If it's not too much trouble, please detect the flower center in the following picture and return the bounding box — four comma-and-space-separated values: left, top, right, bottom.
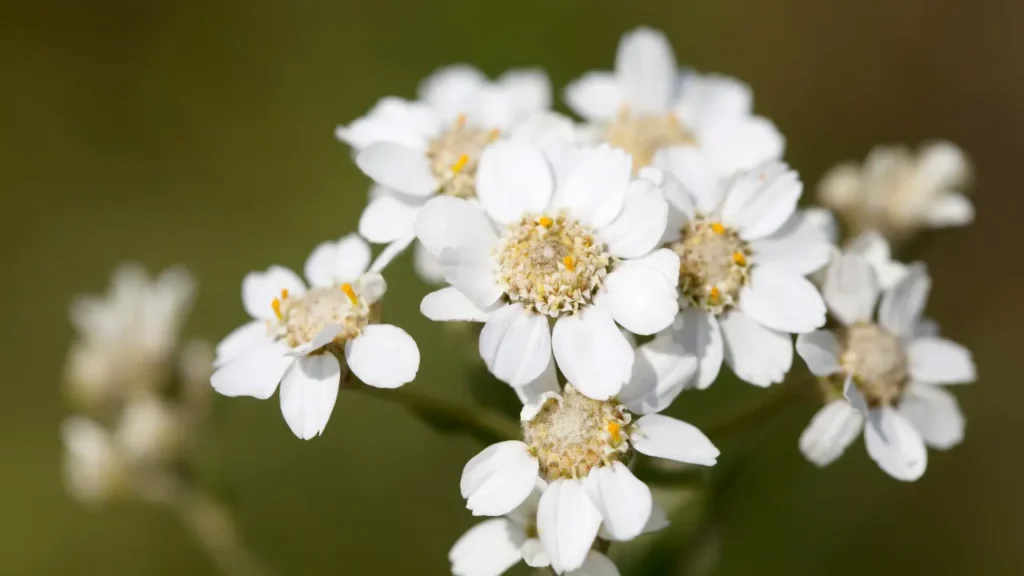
671, 217, 751, 314
426, 114, 500, 199
270, 284, 378, 350
495, 214, 610, 317
522, 385, 633, 481
605, 107, 694, 171
839, 322, 909, 407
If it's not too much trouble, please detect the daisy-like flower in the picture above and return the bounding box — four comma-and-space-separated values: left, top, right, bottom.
459, 369, 718, 573
210, 234, 419, 440
817, 141, 974, 243
417, 142, 680, 400
66, 263, 194, 408
643, 150, 830, 388
449, 478, 655, 576
796, 251, 976, 481
565, 27, 783, 174
336, 65, 556, 282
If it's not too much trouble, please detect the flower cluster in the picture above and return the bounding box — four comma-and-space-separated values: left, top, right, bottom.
62, 25, 979, 576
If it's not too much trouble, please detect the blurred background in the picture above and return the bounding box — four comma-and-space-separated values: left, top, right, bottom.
3, 0, 1021, 574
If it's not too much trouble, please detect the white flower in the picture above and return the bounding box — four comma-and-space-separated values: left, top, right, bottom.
844, 231, 910, 289
796, 253, 975, 481
115, 394, 184, 467
66, 263, 194, 407
449, 480, 635, 576
417, 143, 679, 400
565, 27, 783, 174
459, 370, 717, 573
817, 141, 974, 242
645, 153, 830, 388
210, 234, 419, 440
61, 417, 125, 505
337, 65, 561, 281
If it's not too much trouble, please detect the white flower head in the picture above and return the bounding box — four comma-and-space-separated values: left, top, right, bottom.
114, 393, 185, 467
210, 234, 420, 440
565, 27, 783, 175
796, 253, 975, 481
66, 263, 195, 408
61, 417, 126, 505
337, 65, 566, 282
459, 369, 717, 573
648, 153, 831, 389
817, 141, 974, 243
417, 143, 681, 400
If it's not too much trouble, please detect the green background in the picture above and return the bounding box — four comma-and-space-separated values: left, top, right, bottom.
2, 0, 1019, 574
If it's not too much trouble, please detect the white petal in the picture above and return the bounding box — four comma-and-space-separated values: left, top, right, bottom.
496, 68, 552, 123
552, 307, 633, 400
822, 251, 880, 326
564, 72, 620, 121
368, 234, 413, 275
552, 145, 632, 229
215, 320, 270, 368
846, 232, 908, 290
615, 248, 680, 288
286, 324, 343, 357
449, 518, 524, 576
210, 340, 292, 399
619, 334, 696, 415
476, 141, 554, 224
739, 265, 826, 334
898, 383, 964, 450
415, 196, 502, 307
600, 176, 669, 259
925, 194, 974, 227
750, 210, 833, 276
795, 330, 843, 376
421, 287, 497, 322
643, 504, 670, 534
906, 337, 976, 385
842, 376, 872, 418
917, 141, 971, 191
479, 303, 552, 387
602, 265, 678, 336
358, 193, 421, 244
335, 97, 438, 150
653, 146, 721, 214
631, 414, 719, 466
615, 27, 676, 114
356, 142, 436, 196
242, 266, 306, 321
413, 239, 447, 284
304, 234, 371, 288
798, 400, 863, 467
521, 538, 551, 568
583, 462, 652, 541
701, 116, 785, 177
521, 391, 562, 422
721, 162, 802, 241
864, 407, 928, 482
675, 73, 752, 137
344, 324, 419, 389
278, 354, 341, 440
878, 263, 930, 336
568, 551, 620, 576
718, 310, 793, 387
461, 441, 539, 516
667, 309, 723, 390
537, 479, 602, 573
418, 64, 488, 124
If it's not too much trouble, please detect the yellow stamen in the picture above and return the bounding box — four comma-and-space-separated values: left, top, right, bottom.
709, 286, 721, 302
711, 222, 726, 235
280, 288, 289, 300
537, 216, 554, 228
487, 128, 501, 141
732, 251, 747, 266
271, 297, 282, 320
456, 113, 467, 128
563, 256, 575, 272
607, 422, 622, 444
340, 283, 358, 304
451, 154, 469, 174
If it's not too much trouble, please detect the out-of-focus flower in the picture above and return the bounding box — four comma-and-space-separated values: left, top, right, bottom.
817, 141, 974, 243
61, 417, 125, 505
210, 235, 420, 440
115, 393, 184, 467
337, 65, 567, 283
459, 368, 716, 573
565, 27, 783, 174
66, 264, 194, 408
796, 253, 975, 481
417, 143, 679, 400
643, 153, 830, 389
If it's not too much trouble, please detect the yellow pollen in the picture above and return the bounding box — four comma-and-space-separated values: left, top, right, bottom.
563, 256, 575, 272
280, 288, 289, 299
607, 422, 621, 443
456, 113, 467, 128
450, 154, 469, 174
537, 216, 554, 228
271, 297, 282, 320
487, 128, 501, 141
340, 283, 358, 304
732, 251, 747, 266
709, 286, 721, 302
711, 223, 726, 235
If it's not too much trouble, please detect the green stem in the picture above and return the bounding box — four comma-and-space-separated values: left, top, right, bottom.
170, 486, 277, 576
